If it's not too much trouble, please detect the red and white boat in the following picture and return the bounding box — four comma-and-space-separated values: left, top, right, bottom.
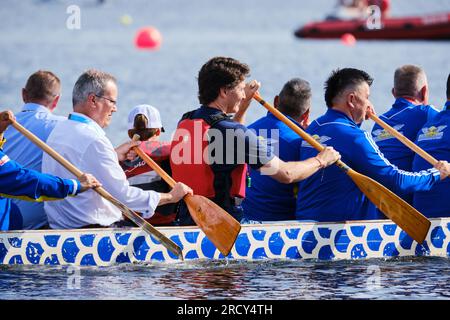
295, 12, 450, 40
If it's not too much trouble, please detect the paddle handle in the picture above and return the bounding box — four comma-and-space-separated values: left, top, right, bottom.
11, 120, 183, 259
253, 93, 349, 170
131, 135, 177, 188
369, 113, 438, 166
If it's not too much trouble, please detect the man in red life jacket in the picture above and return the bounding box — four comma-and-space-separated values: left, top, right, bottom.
121, 104, 176, 225
170, 57, 341, 225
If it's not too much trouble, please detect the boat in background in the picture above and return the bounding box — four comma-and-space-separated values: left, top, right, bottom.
1, 217, 448, 266
295, 12, 450, 40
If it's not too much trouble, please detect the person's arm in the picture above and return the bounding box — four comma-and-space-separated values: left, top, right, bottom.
0, 150, 100, 201
158, 182, 193, 206
352, 131, 443, 194
0, 110, 14, 147
233, 81, 260, 124
258, 147, 340, 183
85, 139, 191, 218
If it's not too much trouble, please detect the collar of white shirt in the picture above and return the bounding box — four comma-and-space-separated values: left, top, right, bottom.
68, 112, 105, 137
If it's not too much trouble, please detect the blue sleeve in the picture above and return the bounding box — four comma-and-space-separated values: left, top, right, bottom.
426, 105, 439, 121
349, 131, 440, 195
0, 150, 80, 201
236, 124, 275, 169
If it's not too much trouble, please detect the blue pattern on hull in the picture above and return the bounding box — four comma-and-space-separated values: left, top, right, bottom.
367, 229, 382, 251
430, 226, 445, 249
383, 243, 400, 257
26, 242, 44, 264
399, 231, 414, 250
268, 232, 284, 256
318, 228, 331, 239
235, 233, 251, 257
0, 218, 448, 266
319, 245, 334, 260
383, 224, 397, 236
350, 226, 365, 237
115, 233, 131, 246
201, 237, 216, 259
335, 230, 350, 253
302, 231, 318, 254
44, 235, 60, 248
98, 237, 114, 262
81, 254, 96, 266
62, 238, 79, 263
0, 243, 7, 264
133, 236, 149, 261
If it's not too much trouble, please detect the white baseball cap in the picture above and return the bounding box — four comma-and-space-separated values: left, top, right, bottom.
127, 104, 164, 132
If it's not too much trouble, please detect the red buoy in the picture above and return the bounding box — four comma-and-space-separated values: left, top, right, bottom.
135, 26, 162, 50
341, 33, 356, 46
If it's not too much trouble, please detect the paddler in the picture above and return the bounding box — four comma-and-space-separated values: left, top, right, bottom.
412, 73, 450, 218
0, 110, 101, 231
170, 57, 340, 225
296, 68, 450, 222
42, 69, 193, 229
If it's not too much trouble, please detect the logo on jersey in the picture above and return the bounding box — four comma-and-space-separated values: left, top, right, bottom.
0, 155, 10, 166
372, 124, 405, 142
301, 134, 331, 148
417, 125, 447, 141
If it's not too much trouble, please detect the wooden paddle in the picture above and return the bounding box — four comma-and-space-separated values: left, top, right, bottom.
253, 93, 431, 244
10, 119, 183, 260
131, 134, 241, 256
369, 113, 438, 166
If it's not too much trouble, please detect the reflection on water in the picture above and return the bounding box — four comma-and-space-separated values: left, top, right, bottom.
0, 257, 448, 299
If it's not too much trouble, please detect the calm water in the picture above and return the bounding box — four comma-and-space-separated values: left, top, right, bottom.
0, 257, 449, 300
0, 0, 450, 300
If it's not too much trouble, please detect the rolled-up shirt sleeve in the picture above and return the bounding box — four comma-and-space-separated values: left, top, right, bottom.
83, 139, 161, 218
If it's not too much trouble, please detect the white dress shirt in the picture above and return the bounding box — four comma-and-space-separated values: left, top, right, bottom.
42, 112, 161, 229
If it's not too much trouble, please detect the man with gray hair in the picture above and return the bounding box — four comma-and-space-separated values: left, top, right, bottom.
241, 78, 313, 222
3, 70, 65, 229
42, 69, 192, 229
370, 65, 439, 203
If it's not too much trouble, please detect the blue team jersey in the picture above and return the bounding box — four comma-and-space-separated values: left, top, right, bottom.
296, 108, 440, 222
0, 143, 80, 230
242, 112, 302, 221
412, 102, 450, 218
371, 98, 438, 171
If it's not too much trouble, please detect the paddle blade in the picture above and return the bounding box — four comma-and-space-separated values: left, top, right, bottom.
185, 195, 241, 256
348, 169, 431, 244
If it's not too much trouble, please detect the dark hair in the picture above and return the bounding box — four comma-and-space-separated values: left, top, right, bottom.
278, 78, 312, 118
447, 73, 450, 100
197, 57, 250, 105
24, 70, 60, 103
324, 68, 373, 108
127, 114, 159, 141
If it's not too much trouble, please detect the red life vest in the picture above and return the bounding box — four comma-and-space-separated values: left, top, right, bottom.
170, 111, 247, 200
121, 141, 176, 226
122, 141, 170, 182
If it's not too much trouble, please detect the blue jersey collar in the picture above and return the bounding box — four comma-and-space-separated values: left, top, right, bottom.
68, 112, 105, 136
327, 108, 359, 127
392, 97, 422, 109
266, 111, 301, 127
21, 103, 50, 113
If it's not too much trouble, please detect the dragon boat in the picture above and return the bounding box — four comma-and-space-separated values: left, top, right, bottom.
1, 218, 449, 267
